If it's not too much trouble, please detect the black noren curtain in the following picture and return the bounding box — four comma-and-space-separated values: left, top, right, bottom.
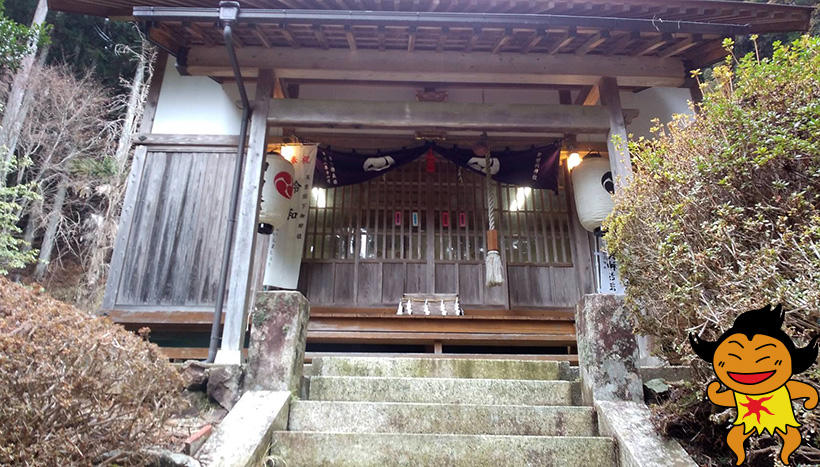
314, 141, 562, 192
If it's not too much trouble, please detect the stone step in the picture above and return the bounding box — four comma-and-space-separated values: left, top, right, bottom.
313, 356, 567, 380
309, 376, 575, 405
289, 400, 597, 436
269, 432, 616, 466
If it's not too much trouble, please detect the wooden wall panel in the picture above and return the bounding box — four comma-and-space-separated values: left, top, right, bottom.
435, 263, 457, 293
357, 262, 382, 305
530, 266, 552, 306
551, 267, 580, 307
405, 263, 426, 294
115, 151, 236, 307
306, 262, 334, 304
382, 262, 406, 304
333, 263, 356, 304
507, 265, 532, 307
484, 264, 508, 306
458, 264, 482, 305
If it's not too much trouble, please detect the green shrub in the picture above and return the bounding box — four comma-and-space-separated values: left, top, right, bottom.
605, 36, 820, 360
0, 278, 185, 464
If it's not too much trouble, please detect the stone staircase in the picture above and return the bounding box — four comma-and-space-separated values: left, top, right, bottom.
268, 356, 616, 466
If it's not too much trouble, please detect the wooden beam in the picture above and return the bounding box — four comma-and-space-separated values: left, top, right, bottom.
521, 29, 545, 54
659, 34, 701, 59
273, 76, 286, 99
598, 76, 633, 188
465, 27, 481, 52
548, 28, 576, 54
345, 24, 357, 50
252, 25, 272, 48
636, 33, 673, 56
187, 23, 216, 47
407, 26, 417, 52
313, 24, 330, 49
685, 39, 730, 68
216, 69, 275, 365
574, 30, 609, 55
605, 30, 640, 56
491, 27, 513, 54
575, 84, 600, 106
277, 24, 300, 48
378, 25, 387, 51
434, 26, 447, 52
186, 47, 687, 87
134, 133, 240, 147
266, 98, 634, 134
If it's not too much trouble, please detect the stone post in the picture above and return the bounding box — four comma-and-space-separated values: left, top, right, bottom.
575, 294, 643, 403
245, 291, 310, 394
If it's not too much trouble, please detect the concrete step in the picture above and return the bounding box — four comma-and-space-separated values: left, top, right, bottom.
269, 432, 616, 466
313, 356, 567, 380
309, 376, 575, 405
289, 400, 597, 436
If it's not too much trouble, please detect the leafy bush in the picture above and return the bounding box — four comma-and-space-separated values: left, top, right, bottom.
605, 35, 820, 359
606, 35, 820, 464
0, 278, 185, 464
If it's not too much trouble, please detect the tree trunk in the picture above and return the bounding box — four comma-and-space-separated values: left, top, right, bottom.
7, 48, 50, 167
114, 40, 148, 173
34, 179, 67, 280
0, 0, 49, 184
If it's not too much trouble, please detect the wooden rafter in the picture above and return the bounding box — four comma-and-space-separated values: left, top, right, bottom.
548, 28, 576, 55
635, 33, 671, 57
345, 24, 357, 50
50, 0, 813, 36
574, 30, 609, 55
313, 24, 330, 49
492, 27, 513, 54
253, 24, 272, 48
658, 34, 701, 59
521, 29, 545, 54
277, 24, 301, 48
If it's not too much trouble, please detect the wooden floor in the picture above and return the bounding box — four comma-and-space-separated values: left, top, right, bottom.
106, 306, 578, 363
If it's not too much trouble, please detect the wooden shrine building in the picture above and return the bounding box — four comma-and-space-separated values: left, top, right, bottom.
51, 0, 813, 363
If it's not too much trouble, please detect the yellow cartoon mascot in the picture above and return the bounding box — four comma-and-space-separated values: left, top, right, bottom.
690, 304, 819, 465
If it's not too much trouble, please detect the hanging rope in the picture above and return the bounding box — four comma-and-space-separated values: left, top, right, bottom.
485, 149, 496, 231
483, 137, 504, 287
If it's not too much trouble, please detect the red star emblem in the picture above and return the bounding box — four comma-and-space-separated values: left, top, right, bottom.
741, 395, 774, 423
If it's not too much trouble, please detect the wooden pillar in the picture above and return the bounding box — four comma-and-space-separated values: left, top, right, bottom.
216, 69, 275, 365
598, 76, 633, 189
560, 91, 595, 297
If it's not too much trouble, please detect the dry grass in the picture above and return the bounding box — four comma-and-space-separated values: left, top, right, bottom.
0, 277, 185, 465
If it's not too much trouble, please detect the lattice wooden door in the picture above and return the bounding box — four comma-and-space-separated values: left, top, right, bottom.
299, 154, 578, 308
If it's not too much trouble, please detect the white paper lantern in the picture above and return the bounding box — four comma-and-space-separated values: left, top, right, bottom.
571, 154, 615, 232
259, 151, 295, 235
